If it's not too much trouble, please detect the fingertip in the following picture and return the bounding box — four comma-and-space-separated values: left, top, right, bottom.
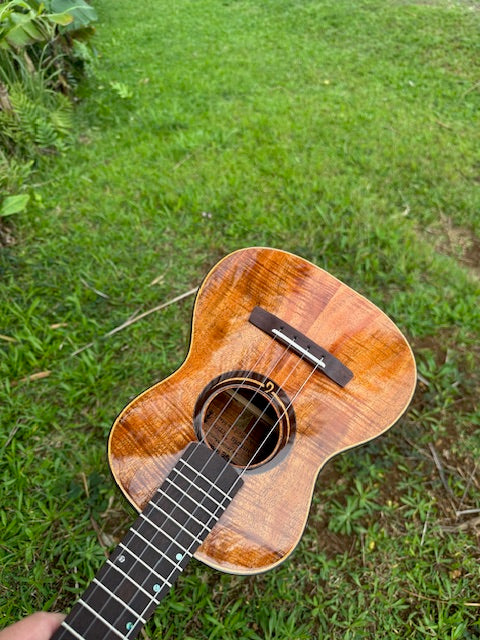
23, 612, 65, 635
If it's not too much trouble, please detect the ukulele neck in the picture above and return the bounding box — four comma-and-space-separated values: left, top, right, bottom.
53, 443, 242, 640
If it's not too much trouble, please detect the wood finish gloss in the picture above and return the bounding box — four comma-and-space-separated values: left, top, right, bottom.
108, 248, 416, 575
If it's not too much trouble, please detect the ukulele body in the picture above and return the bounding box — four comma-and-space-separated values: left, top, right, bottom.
108, 247, 416, 575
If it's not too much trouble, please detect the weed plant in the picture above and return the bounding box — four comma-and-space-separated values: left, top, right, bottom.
0, 0, 479, 638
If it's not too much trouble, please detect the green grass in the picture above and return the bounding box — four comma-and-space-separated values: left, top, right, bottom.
1, 0, 479, 638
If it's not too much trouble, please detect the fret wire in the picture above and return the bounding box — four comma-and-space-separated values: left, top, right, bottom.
171, 467, 230, 506
106, 560, 159, 601
141, 507, 205, 545
129, 525, 188, 565
165, 474, 228, 510
78, 598, 129, 640
177, 458, 232, 500
119, 542, 174, 586
155, 486, 218, 519
61, 621, 85, 640
149, 495, 207, 529
92, 579, 146, 624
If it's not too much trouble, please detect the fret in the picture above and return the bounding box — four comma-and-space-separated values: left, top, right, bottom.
51, 442, 243, 640
177, 457, 233, 500
102, 548, 172, 613
165, 473, 227, 511
155, 484, 217, 519
117, 543, 174, 587
162, 476, 229, 520
106, 560, 155, 601
138, 507, 214, 561
100, 554, 171, 620
78, 598, 129, 640
149, 494, 206, 529
140, 509, 204, 546
61, 621, 85, 640
128, 525, 187, 567
145, 498, 209, 536
81, 576, 149, 638
92, 579, 146, 624
174, 452, 236, 500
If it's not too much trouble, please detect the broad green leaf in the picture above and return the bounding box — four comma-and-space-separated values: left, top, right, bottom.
0, 194, 30, 217
4, 24, 44, 47
47, 11, 74, 26
8, 26, 45, 46
49, 0, 97, 30
2, 11, 49, 47
0, 2, 34, 21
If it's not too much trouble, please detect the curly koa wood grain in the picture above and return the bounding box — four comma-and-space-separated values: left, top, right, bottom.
108, 247, 416, 575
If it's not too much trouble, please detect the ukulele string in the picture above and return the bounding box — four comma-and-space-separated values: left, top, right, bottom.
72, 337, 315, 640
196, 331, 289, 447
175, 331, 293, 536
210, 342, 309, 470
188, 319, 310, 476
183, 328, 314, 490
238, 361, 319, 478
222, 353, 307, 470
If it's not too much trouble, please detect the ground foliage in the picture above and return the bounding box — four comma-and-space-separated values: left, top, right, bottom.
0, 0, 479, 638
0, 0, 97, 215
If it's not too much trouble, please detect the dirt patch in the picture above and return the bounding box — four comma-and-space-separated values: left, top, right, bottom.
411, 328, 459, 358
411, 330, 479, 416
309, 463, 358, 556
424, 215, 480, 278
463, 235, 480, 273
0, 219, 16, 247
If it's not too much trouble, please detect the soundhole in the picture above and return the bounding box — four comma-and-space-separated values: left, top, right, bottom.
193, 371, 295, 469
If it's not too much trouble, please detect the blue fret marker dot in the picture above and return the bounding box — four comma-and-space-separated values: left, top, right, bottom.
126, 622, 134, 631
153, 584, 161, 592
175, 553, 183, 562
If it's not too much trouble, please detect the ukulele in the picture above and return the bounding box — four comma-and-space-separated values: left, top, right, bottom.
52, 247, 416, 640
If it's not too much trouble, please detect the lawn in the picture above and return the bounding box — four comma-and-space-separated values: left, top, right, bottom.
1, 0, 479, 638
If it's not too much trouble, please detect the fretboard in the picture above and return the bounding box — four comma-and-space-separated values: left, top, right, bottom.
52, 442, 242, 640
